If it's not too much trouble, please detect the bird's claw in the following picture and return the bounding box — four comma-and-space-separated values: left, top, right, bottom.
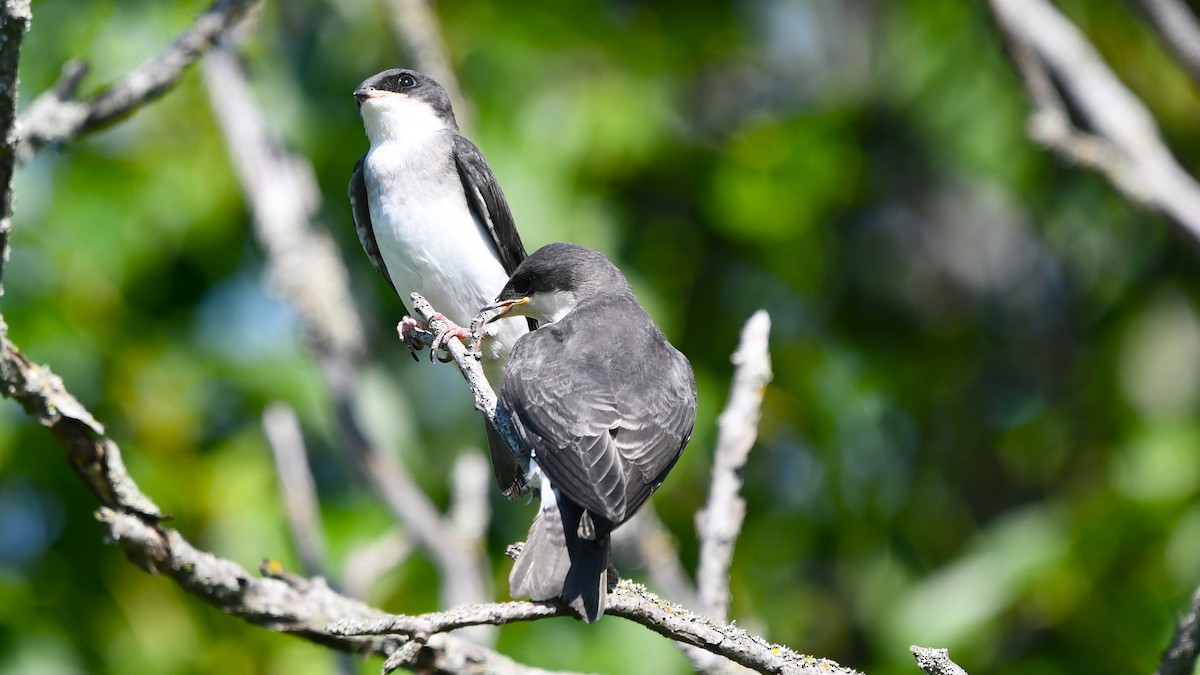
397, 316, 432, 362
428, 313, 470, 363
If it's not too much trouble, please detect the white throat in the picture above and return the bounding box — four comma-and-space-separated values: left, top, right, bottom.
359, 93, 449, 146
527, 290, 578, 324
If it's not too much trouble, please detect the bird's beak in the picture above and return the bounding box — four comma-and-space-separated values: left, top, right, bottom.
481, 297, 530, 324
353, 87, 374, 103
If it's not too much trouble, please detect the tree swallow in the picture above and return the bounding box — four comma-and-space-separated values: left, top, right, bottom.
349, 68, 531, 494
485, 243, 698, 622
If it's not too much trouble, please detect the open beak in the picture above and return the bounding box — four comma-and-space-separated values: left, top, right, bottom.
481, 297, 530, 324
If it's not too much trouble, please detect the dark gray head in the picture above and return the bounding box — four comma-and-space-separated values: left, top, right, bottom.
354, 69, 457, 143
489, 243, 631, 324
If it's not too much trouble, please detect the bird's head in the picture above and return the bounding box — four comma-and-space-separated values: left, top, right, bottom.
353, 69, 456, 144
484, 243, 630, 325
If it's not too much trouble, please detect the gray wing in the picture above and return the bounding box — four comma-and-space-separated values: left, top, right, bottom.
349, 156, 399, 299
501, 303, 697, 525
453, 135, 527, 275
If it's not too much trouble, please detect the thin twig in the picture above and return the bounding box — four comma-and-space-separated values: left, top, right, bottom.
15, 0, 261, 161
910, 646, 969, 675
0, 0, 29, 298
1128, 0, 1200, 86
263, 403, 331, 579
696, 310, 772, 623
988, 0, 1200, 241
1156, 583, 1200, 675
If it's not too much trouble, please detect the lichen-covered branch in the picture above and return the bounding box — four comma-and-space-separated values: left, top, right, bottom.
15, 0, 261, 161
333, 575, 859, 675
0, 313, 563, 674
910, 646, 969, 675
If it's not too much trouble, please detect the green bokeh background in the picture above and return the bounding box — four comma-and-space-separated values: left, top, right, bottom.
4, 1, 1200, 673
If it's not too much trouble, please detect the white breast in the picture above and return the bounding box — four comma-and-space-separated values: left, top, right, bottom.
361, 97, 526, 381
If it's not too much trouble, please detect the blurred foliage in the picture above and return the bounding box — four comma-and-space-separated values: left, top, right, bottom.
3, 0, 1200, 673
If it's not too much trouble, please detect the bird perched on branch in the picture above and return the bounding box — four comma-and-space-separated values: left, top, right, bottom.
484, 243, 697, 622
349, 68, 530, 494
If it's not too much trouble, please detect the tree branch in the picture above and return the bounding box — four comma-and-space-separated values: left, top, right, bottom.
0, 0, 28, 298
1156, 583, 1200, 675
15, 0, 261, 161
0, 313, 566, 674
988, 0, 1200, 242
910, 646, 969, 675
697, 310, 772, 623
333, 573, 860, 675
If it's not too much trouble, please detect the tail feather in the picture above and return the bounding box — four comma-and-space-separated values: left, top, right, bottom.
509, 485, 612, 622
509, 507, 571, 602
562, 534, 609, 623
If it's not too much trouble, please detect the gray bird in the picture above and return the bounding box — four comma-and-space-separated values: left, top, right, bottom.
484, 243, 697, 622
349, 68, 530, 494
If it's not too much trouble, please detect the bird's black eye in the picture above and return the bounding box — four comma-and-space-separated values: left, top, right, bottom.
511, 274, 534, 296
398, 74, 416, 89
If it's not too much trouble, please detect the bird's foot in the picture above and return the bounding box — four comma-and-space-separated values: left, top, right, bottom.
429, 313, 470, 363
397, 316, 432, 362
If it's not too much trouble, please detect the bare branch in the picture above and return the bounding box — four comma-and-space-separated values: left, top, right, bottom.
910, 646, 969, 675
1129, 0, 1200, 86
333, 575, 860, 675
1156, 583, 1200, 675
15, 0, 261, 161
0, 315, 566, 674
200, 46, 365, 361
263, 403, 331, 579
0, 316, 161, 518
988, 0, 1200, 241
408, 293, 525, 457
383, 0, 472, 133
0, 0, 29, 298
200, 46, 492, 617
696, 310, 771, 623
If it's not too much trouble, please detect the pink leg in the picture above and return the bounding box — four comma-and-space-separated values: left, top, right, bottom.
429, 313, 470, 362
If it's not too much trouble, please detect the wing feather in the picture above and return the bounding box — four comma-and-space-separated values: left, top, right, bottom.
453, 136, 526, 275
501, 296, 696, 526
349, 156, 401, 300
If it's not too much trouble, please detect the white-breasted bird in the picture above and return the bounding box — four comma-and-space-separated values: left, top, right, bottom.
349, 68, 530, 494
